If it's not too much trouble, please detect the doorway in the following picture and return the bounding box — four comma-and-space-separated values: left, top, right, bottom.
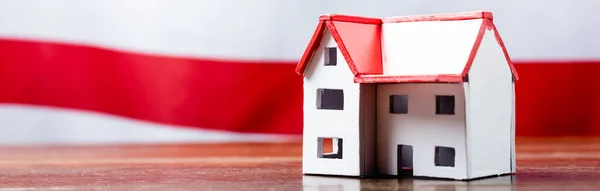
397, 144, 413, 177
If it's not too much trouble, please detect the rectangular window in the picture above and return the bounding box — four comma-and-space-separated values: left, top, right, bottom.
435, 95, 455, 115
390, 95, 408, 114
324, 47, 337, 66
316, 88, 344, 110
434, 146, 456, 167
317, 137, 343, 159
398, 145, 413, 168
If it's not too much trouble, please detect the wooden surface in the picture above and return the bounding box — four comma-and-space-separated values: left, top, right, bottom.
1, 137, 600, 190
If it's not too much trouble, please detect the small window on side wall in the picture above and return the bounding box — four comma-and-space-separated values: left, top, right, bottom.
324, 47, 337, 66
316, 88, 344, 110
390, 95, 408, 114
436, 95, 455, 115
317, 137, 343, 159
434, 146, 456, 167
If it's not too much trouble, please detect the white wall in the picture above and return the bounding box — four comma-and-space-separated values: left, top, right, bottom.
511, 82, 516, 173
465, 28, 513, 178
376, 83, 467, 179
302, 29, 362, 176
381, 19, 482, 76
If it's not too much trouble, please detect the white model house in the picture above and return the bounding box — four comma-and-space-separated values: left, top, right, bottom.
296, 11, 519, 180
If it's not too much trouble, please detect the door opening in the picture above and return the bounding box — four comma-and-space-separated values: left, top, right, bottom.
397, 144, 413, 177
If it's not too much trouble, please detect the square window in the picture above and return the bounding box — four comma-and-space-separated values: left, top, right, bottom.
317, 137, 343, 159
324, 47, 337, 66
434, 146, 455, 167
316, 88, 344, 110
436, 95, 455, 115
390, 95, 408, 114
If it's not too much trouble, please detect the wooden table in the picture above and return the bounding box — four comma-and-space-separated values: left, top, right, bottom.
0, 137, 599, 190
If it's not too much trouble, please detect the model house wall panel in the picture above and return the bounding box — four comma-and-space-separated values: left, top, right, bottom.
381, 19, 482, 76
302, 29, 362, 176
465, 29, 513, 179
376, 83, 468, 180
510, 82, 516, 173
359, 83, 377, 176
462, 82, 472, 178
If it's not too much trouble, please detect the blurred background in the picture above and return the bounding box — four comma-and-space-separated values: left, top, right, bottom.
0, 0, 599, 145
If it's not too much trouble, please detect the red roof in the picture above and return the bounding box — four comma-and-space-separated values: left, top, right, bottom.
296, 11, 519, 83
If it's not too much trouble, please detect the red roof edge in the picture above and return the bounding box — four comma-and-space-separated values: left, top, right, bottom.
382, 11, 493, 23
319, 14, 382, 25
462, 19, 488, 77
295, 21, 326, 76
354, 74, 464, 83
490, 22, 519, 81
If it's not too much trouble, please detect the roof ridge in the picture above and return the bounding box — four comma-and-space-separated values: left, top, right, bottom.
319, 14, 382, 24
382, 11, 493, 23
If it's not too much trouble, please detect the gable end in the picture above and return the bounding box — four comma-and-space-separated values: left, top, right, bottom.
296, 16, 383, 77
461, 19, 519, 81
296, 21, 327, 75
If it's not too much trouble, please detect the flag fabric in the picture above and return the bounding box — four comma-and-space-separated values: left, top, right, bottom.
1, 0, 599, 145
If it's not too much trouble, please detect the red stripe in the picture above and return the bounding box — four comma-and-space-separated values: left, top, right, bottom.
515, 61, 600, 136
1, 38, 600, 136
0, 38, 303, 135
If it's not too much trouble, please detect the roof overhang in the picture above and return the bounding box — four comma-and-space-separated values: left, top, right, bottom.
354, 74, 465, 83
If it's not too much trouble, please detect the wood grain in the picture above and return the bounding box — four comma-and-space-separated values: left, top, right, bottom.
0, 137, 599, 190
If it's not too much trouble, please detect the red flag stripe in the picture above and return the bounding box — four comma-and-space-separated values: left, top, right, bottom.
2, 38, 600, 136
0, 38, 303, 135
514, 61, 600, 136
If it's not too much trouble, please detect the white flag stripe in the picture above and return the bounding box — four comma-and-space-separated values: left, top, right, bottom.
0, 104, 299, 145
0, 0, 599, 60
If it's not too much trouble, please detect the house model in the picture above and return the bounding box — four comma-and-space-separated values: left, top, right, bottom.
296, 11, 518, 180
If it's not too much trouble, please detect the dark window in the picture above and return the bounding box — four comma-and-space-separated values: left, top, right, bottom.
434, 146, 456, 167
390, 95, 408, 114
316, 88, 344, 110
317, 137, 343, 159
324, 47, 337, 66
436, 95, 455, 115
398, 145, 413, 169
398, 144, 414, 177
